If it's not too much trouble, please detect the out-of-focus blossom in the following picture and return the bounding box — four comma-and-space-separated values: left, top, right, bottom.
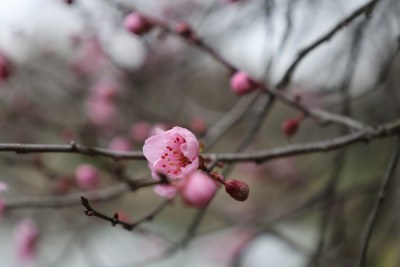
14, 219, 39, 263
86, 97, 116, 128
130, 121, 151, 142
181, 170, 218, 208
109, 136, 132, 151
75, 164, 99, 190
70, 36, 105, 77
91, 79, 119, 102
149, 123, 169, 137
190, 117, 207, 135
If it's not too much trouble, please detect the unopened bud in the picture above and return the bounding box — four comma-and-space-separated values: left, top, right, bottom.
175, 22, 196, 41
281, 116, 302, 137
230, 71, 258, 95
124, 12, 154, 36
224, 179, 249, 201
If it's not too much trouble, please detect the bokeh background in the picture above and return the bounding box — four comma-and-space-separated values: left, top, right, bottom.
0, 0, 400, 266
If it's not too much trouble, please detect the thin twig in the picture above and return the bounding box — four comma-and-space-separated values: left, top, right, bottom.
205, 118, 400, 163
276, 0, 382, 89
4, 179, 159, 210
356, 136, 400, 267
81, 197, 170, 231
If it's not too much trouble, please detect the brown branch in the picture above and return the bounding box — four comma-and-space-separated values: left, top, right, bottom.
0, 141, 145, 160
276, 0, 382, 89
204, 118, 400, 163
81, 197, 170, 231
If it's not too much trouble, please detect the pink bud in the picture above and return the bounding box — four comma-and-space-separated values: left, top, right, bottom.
0, 52, 11, 81
124, 13, 154, 35
230, 71, 257, 95
109, 136, 132, 151
91, 79, 119, 102
53, 177, 73, 194
281, 117, 301, 137
86, 98, 116, 127
181, 170, 218, 208
75, 164, 99, 189
175, 22, 196, 40
14, 219, 39, 263
190, 117, 207, 135
130, 121, 151, 142
224, 179, 249, 201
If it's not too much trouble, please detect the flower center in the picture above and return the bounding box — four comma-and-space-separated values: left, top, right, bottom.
158, 136, 192, 177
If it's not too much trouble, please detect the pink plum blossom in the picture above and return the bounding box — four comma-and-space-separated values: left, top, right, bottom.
230, 71, 258, 95
14, 219, 39, 263
109, 136, 132, 151
75, 164, 99, 189
143, 126, 200, 180
181, 170, 218, 208
130, 121, 151, 142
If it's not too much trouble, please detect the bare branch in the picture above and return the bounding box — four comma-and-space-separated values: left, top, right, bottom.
356, 136, 400, 267
276, 0, 382, 89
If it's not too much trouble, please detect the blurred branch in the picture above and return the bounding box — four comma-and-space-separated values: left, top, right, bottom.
356, 136, 400, 267
276, 0, 382, 89
4, 178, 159, 210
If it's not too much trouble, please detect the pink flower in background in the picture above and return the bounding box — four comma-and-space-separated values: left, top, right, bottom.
190, 117, 207, 135
181, 170, 218, 208
86, 97, 116, 127
130, 121, 151, 142
91, 79, 119, 101
14, 219, 39, 263
109, 136, 132, 151
75, 164, 99, 189
143, 126, 200, 180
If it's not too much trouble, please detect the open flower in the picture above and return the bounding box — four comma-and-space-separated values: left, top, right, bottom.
143, 126, 200, 197
143, 126, 200, 179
